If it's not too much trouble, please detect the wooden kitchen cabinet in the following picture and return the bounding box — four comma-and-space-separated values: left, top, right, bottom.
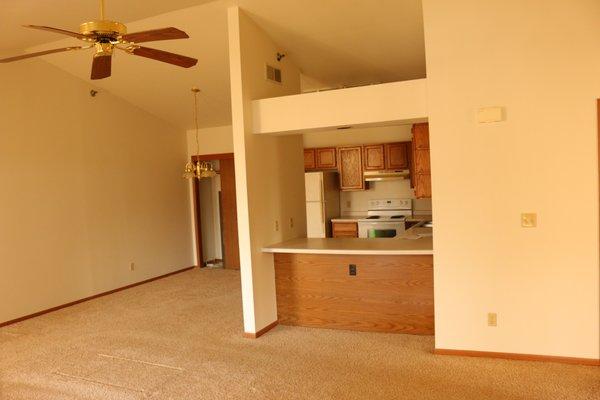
304, 148, 316, 170
338, 146, 365, 191
412, 123, 431, 198
315, 147, 337, 169
363, 144, 385, 170
304, 147, 337, 170
332, 222, 358, 238
385, 142, 409, 170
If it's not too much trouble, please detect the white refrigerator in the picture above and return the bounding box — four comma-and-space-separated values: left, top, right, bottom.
305, 171, 341, 238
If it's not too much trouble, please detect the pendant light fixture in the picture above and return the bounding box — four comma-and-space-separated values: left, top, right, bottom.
183, 87, 217, 180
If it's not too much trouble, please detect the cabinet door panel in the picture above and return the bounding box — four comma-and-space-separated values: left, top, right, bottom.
316, 147, 337, 169
385, 143, 409, 169
363, 144, 385, 170
414, 149, 430, 174
304, 149, 316, 170
415, 173, 431, 198
338, 146, 364, 191
413, 123, 430, 149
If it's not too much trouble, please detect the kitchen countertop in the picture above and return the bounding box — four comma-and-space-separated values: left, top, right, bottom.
262, 225, 433, 255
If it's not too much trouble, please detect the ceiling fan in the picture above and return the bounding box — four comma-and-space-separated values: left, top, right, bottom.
0, 0, 198, 80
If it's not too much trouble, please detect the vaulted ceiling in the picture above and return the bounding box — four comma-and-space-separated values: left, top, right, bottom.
0, 0, 426, 130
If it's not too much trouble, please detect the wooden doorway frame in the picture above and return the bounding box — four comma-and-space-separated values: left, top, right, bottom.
191, 152, 235, 268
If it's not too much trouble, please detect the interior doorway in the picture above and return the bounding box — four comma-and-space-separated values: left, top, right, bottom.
192, 153, 240, 270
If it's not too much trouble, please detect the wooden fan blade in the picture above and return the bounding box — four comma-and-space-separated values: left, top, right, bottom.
0, 46, 85, 63
91, 55, 112, 80
121, 27, 189, 44
24, 25, 88, 40
132, 46, 197, 68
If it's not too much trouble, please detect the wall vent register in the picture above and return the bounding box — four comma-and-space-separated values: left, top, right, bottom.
266, 64, 282, 83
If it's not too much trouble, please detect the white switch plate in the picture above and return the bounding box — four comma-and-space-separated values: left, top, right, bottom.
477, 107, 504, 123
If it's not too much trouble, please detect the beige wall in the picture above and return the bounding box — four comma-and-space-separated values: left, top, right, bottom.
228, 7, 307, 333
303, 125, 412, 148
186, 125, 234, 158
423, 0, 600, 359
0, 61, 194, 323
252, 79, 428, 135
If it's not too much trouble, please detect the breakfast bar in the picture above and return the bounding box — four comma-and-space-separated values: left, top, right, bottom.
263, 226, 434, 335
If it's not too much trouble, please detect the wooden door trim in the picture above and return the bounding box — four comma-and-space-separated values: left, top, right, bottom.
190, 152, 235, 268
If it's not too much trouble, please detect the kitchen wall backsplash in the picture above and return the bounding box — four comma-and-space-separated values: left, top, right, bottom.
340, 179, 423, 216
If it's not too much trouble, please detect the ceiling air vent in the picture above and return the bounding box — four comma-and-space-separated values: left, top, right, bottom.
266, 64, 282, 84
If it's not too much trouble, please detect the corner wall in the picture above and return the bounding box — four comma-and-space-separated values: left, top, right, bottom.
228, 6, 307, 333
423, 0, 600, 359
0, 60, 194, 323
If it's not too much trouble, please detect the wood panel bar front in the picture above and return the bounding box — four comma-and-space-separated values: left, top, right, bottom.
274, 253, 434, 335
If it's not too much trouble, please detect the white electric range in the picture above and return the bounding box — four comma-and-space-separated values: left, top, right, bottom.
357, 199, 413, 238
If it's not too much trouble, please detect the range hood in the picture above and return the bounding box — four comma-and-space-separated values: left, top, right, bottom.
364, 170, 410, 182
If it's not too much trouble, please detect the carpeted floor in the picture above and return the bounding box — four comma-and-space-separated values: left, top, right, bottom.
0, 269, 598, 400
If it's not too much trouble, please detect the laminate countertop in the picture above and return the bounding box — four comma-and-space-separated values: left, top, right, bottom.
262, 226, 433, 256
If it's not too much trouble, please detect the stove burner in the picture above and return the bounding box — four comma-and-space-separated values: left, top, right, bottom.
391, 215, 406, 219
366, 216, 380, 219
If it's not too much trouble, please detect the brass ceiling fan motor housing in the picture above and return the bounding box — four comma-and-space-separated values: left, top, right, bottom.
79, 20, 127, 41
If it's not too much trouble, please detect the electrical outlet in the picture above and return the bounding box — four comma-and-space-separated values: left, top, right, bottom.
290, 218, 294, 228
349, 264, 357, 276
275, 220, 279, 231
129, 262, 135, 271
346, 201, 351, 208
521, 213, 537, 228
487, 312, 497, 327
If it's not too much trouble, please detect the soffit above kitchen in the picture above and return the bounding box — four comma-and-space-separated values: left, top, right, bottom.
0, 0, 426, 130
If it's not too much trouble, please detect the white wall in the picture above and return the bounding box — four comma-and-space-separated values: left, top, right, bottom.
228, 7, 307, 333
423, 0, 600, 359
0, 60, 194, 323
252, 79, 428, 135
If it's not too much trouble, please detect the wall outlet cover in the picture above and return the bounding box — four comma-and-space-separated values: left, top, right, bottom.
487, 312, 497, 327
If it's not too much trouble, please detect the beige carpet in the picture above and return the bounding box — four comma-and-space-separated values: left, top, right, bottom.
0, 269, 598, 400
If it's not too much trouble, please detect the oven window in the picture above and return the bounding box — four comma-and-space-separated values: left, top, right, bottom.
367, 229, 397, 238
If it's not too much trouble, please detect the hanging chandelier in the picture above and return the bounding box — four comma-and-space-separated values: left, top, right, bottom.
183, 87, 217, 180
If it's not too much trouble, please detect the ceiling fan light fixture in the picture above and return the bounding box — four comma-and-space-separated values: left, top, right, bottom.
183, 88, 215, 181
0, 0, 198, 80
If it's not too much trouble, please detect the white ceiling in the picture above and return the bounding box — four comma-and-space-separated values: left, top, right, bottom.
1, 0, 426, 130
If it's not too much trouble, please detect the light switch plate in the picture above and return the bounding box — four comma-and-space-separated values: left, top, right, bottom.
488, 312, 497, 327
477, 107, 504, 123
521, 213, 537, 228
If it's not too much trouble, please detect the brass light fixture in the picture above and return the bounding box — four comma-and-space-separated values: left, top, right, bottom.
183, 88, 217, 180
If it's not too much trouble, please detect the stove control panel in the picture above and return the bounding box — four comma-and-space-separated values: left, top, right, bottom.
368, 198, 412, 211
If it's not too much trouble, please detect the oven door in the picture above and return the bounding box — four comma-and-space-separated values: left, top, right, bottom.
358, 221, 406, 238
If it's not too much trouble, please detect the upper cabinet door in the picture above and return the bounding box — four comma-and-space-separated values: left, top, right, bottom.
304, 148, 316, 170
412, 123, 430, 149
338, 146, 365, 191
315, 147, 337, 169
411, 123, 432, 198
385, 142, 409, 170
363, 144, 385, 170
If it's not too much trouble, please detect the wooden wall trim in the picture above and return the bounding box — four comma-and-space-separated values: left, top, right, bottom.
0, 266, 196, 328
243, 320, 279, 339
434, 348, 600, 367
